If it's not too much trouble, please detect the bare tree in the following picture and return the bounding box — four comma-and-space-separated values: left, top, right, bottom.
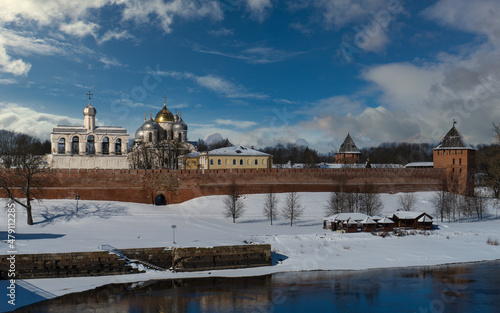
223, 182, 245, 223
0, 133, 46, 225
345, 191, 360, 213
431, 190, 454, 222
493, 122, 500, 144
398, 193, 417, 211
282, 191, 304, 227
263, 187, 279, 225
325, 190, 347, 216
359, 193, 384, 216
358, 184, 383, 216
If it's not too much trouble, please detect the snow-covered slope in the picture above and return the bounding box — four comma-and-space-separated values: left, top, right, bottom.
1, 192, 499, 308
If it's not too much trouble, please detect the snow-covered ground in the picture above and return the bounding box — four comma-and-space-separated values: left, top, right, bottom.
1, 192, 500, 310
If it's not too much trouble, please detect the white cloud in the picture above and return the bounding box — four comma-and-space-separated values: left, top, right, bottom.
59, 21, 99, 38
423, 0, 500, 46
0, 0, 225, 75
160, 70, 268, 99
245, 0, 272, 22
98, 30, 135, 44
0, 78, 16, 84
99, 56, 123, 68
121, 0, 223, 33
289, 0, 389, 29
0, 102, 82, 140
215, 118, 258, 129
192, 43, 305, 64
208, 27, 233, 36
0, 46, 31, 76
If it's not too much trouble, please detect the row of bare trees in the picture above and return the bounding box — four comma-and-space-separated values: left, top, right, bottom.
432, 189, 489, 222
324, 184, 384, 217
223, 184, 304, 226
129, 139, 184, 169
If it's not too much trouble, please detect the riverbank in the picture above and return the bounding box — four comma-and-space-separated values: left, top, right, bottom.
1, 192, 499, 312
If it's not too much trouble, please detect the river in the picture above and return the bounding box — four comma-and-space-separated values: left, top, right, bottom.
14, 260, 500, 313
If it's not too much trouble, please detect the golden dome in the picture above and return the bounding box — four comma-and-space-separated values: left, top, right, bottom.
154, 103, 174, 122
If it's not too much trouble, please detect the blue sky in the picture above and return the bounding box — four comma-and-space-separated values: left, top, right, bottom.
0, 0, 499, 153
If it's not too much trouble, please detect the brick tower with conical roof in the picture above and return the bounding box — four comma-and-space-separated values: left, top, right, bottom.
433, 123, 476, 196
335, 133, 361, 164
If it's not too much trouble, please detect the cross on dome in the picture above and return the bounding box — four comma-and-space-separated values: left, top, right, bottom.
86, 90, 93, 104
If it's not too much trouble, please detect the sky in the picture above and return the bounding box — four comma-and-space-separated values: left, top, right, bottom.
0, 0, 500, 153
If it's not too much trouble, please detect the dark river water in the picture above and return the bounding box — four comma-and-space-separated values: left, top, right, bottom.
13, 260, 500, 313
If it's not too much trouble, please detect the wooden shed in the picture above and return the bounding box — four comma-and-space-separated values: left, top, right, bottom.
323, 213, 369, 232
390, 211, 434, 230
377, 217, 395, 232
360, 217, 377, 232
417, 215, 434, 230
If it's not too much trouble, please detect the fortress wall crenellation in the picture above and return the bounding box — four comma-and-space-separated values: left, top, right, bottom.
0, 167, 449, 205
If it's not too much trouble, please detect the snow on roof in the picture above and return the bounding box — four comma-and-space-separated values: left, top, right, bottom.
324, 213, 369, 222
338, 133, 361, 154
371, 215, 383, 221
405, 162, 434, 168
418, 215, 433, 222
378, 217, 394, 224
360, 217, 377, 224
206, 146, 271, 156
391, 211, 432, 220
183, 151, 200, 158
434, 126, 475, 150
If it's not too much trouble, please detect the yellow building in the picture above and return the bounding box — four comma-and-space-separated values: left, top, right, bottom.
182, 146, 272, 170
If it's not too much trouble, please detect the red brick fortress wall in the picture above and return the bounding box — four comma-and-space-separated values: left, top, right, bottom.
1, 168, 448, 204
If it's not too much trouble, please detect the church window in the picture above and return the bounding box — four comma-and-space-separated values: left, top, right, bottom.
58, 138, 65, 154
116, 139, 122, 155
453, 159, 455, 165
255, 159, 258, 165
71, 137, 79, 155
240, 159, 243, 165
102, 137, 109, 155
86, 135, 95, 155
218, 159, 221, 165
247, 159, 250, 165
225, 159, 229, 165
148, 132, 153, 142
262, 159, 266, 165
233, 159, 236, 165
459, 159, 462, 165
210, 159, 214, 166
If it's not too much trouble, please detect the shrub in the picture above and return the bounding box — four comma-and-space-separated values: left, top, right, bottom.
487, 237, 499, 246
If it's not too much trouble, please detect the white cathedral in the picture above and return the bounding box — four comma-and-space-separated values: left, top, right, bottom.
48, 93, 194, 169
48, 93, 130, 169
130, 98, 195, 169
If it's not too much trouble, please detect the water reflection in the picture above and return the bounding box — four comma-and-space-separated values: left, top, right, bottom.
16, 260, 500, 313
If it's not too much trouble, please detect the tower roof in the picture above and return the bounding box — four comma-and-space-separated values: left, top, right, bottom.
338, 133, 360, 154
434, 126, 475, 150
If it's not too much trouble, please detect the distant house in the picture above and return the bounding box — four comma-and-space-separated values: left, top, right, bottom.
323, 213, 369, 232
390, 211, 434, 230
360, 217, 377, 232
377, 217, 395, 232
183, 146, 273, 170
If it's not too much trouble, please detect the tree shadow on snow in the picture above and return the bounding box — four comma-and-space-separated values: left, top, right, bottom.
34, 203, 127, 226
271, 252, 289, 266
0, 231, 65, 240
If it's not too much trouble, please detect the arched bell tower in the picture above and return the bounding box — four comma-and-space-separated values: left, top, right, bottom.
83, 90, 96, 132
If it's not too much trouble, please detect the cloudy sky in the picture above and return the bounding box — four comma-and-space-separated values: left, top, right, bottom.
1, 0, 499, 153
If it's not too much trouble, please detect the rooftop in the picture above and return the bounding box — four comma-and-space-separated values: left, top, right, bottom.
434, 126, 475, 150
338, 133, 361, 154
204, 146, 271, 157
